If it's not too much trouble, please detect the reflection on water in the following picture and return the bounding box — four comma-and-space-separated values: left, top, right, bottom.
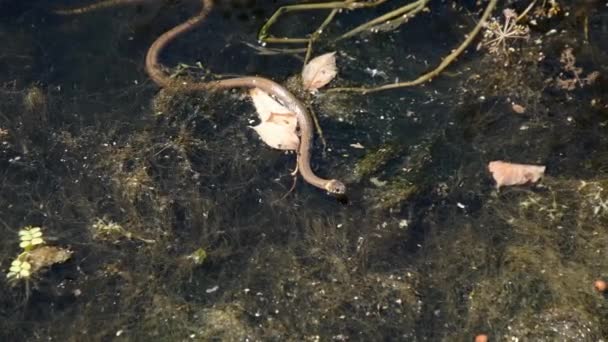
1, 0, 608, 340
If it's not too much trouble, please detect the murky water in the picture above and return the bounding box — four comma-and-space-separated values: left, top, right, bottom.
1, 0, 608, 340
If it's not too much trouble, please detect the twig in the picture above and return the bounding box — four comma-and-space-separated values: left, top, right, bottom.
278, 175, 298, 201
516, 0, 537, 22
303, 5, 344, 65
242, 42, 307, 57
336, 0, 430, 41
307, 105, 328, 153
54, 0, 150, 15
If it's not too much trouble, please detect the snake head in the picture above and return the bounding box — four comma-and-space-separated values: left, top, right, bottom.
325, 179, 346, 195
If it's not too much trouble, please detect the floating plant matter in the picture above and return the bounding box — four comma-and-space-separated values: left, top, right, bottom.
301, 52, 337, 92
6, 226, 72, 285
488, 160, 546, 189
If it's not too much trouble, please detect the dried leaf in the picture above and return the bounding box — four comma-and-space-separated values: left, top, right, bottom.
302, 52, 337, 91
25, 246, 73, 273
249, 88, 294, 122
251, 121, 299, 150
488, 160, 545, 189
267, 112, 297, 131
249, 88, 299, 150
584, 71, 600, 85
511, 103, 526, 114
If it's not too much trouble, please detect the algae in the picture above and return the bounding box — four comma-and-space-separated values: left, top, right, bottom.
352, 144, 400, 182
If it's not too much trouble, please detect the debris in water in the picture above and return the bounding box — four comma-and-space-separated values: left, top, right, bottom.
302, 52, 337, 92
488, 160, 545, 189
249, 88, 299, 150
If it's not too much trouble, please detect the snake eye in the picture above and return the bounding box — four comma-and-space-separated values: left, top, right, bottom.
326, 180, 346, 195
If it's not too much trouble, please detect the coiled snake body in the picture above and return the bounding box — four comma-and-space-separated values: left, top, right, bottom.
59, 0, 346, 195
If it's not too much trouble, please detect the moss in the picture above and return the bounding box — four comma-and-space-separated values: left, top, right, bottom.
284, 74, 307, 99
460, 177, 608, 337
23, 85, 47, 117
197, 306, 253, 340
358, 137, 435, 209
351, 144, 399, 182
503, 308, 601, 341
370, 178, 418, 210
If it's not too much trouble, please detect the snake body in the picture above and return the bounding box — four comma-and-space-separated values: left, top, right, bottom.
59, 0, 346, 195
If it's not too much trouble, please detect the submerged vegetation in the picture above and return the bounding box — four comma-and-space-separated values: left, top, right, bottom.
0, 0, 607, 340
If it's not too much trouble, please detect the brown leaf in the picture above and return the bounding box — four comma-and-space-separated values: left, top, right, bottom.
249, 88, 299, 150
488, 160, 545, 189
26, 246, 73, 273
302, 52, 337, 91
511, 103, 526, 114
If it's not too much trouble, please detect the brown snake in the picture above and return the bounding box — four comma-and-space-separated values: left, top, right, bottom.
57, 0, 346, 195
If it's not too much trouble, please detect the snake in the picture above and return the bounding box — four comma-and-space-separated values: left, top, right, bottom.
56, 0, 346, 195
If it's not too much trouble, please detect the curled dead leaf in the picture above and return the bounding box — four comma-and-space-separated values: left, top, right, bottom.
488, 160, 545, 189
25, 246, 73, 273
302, 52, 337, 92
249, 88, 299, 150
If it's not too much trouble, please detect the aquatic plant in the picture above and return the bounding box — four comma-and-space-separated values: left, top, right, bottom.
185, 248, 207, 266
478, 9, 530, 55
6, 258, 32, 281
18, 226, 44, 250
555, 47, 600, 90
90, 217, 155, 244
5, 226, 72, 285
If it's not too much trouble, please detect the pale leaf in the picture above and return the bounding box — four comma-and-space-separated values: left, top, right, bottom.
251, 121, 299, 151
302, 52, 337, 91
249, 88, 299, 150
249, 88, 293, 122
267, 112, 297, 131
488, 160, 546, 189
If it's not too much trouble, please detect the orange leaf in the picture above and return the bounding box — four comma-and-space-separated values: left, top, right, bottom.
488, 161, 546, 189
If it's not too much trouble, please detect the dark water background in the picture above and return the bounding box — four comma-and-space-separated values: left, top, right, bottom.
1, 0, 608, 340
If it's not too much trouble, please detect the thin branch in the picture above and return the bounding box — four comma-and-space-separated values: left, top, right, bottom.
257, 0, 389, 43
303, 6, 344, 65
54, 0, 150, 15
336, 0, 430, 41
307, 105, 328, 153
